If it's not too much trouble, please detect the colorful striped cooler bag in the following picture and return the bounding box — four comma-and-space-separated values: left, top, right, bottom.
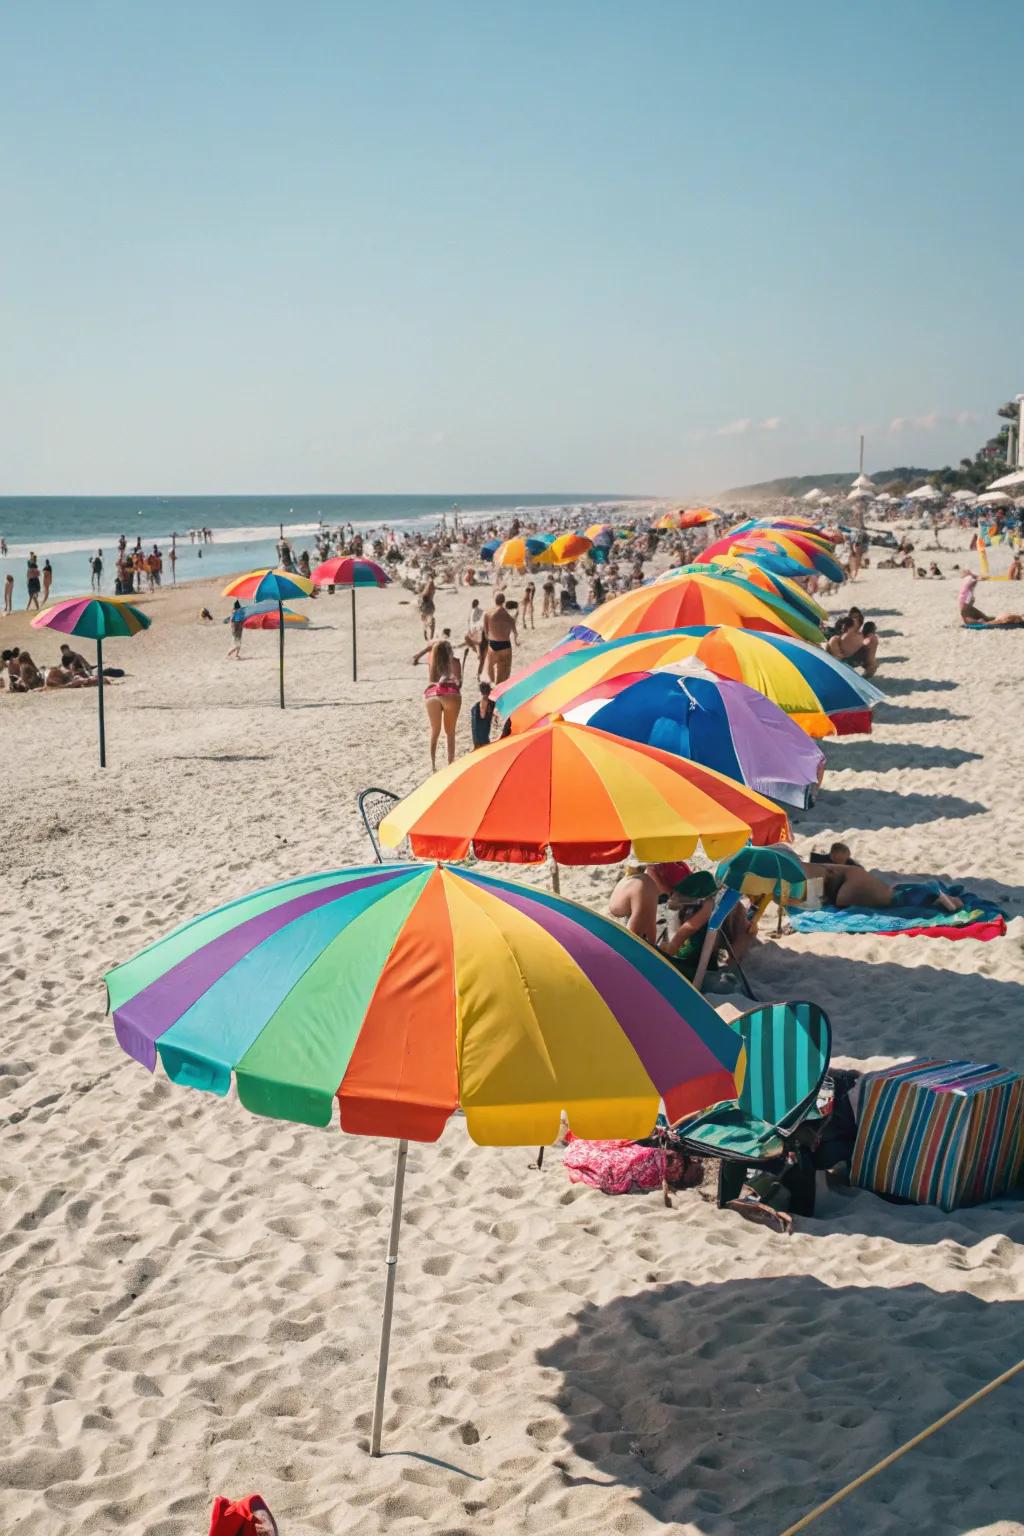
851, 1058, 1024, 1212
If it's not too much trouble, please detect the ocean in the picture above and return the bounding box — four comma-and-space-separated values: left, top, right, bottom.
0, 493, 654, 597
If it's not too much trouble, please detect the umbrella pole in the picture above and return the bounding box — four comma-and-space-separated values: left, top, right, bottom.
370, 1137, 409, 1456
692, 925, 718, 993
96, 636, 106, 768
278, 600, 285, 708
550, 856, 560, 894
351, 587, 358, 681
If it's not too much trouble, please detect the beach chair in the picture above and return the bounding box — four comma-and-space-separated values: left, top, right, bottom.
675, 1000, 832, 1215
692, 887, 757, 999
357, 787, 401, 863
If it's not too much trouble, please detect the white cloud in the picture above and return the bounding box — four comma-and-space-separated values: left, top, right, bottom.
715, 418, 753, 436
888, 410, 979, 435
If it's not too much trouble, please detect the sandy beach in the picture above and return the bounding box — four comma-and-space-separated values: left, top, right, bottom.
3, 534, 1023, 1536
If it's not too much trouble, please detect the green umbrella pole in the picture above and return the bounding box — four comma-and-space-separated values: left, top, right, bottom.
351, 587, 358, 681
278, 600, 285, 708
96, 635, 107, 768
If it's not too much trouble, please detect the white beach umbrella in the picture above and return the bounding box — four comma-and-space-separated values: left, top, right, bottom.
851, 473, 876, 491
847, 488, 873, 502
906, 484, 943, 501
801, 488, 823, 503
986, 468, 1024, 491
951, 489, 978, 504
976, 491, 1013, 507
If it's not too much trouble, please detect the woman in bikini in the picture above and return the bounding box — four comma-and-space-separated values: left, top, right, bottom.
423, 639, 462, 770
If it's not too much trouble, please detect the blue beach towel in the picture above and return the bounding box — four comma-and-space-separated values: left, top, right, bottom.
790, 883, 1006, 936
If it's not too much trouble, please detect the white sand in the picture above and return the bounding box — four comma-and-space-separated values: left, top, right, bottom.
2, 540, 1023, 1535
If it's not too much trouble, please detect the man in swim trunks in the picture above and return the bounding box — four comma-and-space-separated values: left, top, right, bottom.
819, 863, 963, 913
483, 593, 518, 683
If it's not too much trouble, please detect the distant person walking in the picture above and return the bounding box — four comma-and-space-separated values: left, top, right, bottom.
42, 559, 53, 603
3, 572, 13, 615
227, 600, 244, 660
26, 553, 41, 612
90, 550, 103, 592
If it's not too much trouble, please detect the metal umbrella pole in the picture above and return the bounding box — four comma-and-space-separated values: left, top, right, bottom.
351, 587, 358, 681
370, 1137, 409, 1456
278, 600, 286, 708
96, 635, 107, 768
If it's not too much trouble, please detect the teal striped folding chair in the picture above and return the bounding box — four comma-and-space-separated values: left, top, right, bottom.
674, 1000, 832, 1212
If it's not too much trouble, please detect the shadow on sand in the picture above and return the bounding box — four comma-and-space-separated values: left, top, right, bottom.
878, 676, 959, 696
746, 952, 1024, 1064
801, 787, 986, 832
872, 703, 967, 726
821, 740, 982, 773
536, 1277, 1023, 1535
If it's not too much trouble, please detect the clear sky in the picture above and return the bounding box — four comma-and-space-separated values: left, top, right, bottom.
2, 0, 1021, 495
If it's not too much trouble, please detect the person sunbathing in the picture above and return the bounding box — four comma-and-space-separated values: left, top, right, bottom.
819, 864, 963, 913
45, 663, 98, 689
827, 617, 878, 674
11, 650, 43, 691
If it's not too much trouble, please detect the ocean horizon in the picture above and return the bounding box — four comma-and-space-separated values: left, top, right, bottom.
0, 492, 660, 596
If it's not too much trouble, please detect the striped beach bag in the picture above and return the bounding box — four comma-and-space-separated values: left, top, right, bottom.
851, 1058, 1024, 1212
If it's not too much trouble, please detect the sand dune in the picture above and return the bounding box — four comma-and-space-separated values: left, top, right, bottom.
2, 535, 1023, 1535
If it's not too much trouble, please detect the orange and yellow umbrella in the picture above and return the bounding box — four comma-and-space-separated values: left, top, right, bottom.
576, 570, 822, 644
379, 716, 788, 866
493, 536, 553, 568
547, 532, 593, 564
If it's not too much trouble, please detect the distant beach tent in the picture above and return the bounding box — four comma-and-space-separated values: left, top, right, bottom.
222, 569, 314, 708
851, 473, 876, 492
801, 488, 824, 503
32, 595, 151, 768
310, 556, 390, 681
951, 490, 979, 504
976, 491, 1013, 507
986, 468, 1024, 492
906, 484, 943, 502
847, 488, 874, 502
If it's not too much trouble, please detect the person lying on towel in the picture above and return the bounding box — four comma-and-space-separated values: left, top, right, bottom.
815, 863, 963, 914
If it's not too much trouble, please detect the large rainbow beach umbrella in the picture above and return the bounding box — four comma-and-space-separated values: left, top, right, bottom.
105, 861, 746, 1454
222, 569, 314, 707
494, 625, 885, 737
575, 570, 823, 644
32, 595, 151, 767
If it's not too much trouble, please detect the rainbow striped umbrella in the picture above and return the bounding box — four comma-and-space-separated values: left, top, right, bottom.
653, 561, 826, 629
379, 716, 789, 869
700, 531, 844, 583
493, 536, 552, 568
32, 596, 151, 767
311, 556, 391, 681
577, 569, 823, 644
585, 522, 615, 546
494, 625, 884, 737
222, 569, 314, 707
105, 860, 745, 1453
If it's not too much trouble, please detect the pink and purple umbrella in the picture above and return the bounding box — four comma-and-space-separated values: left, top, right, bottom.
31, 596, 151, 767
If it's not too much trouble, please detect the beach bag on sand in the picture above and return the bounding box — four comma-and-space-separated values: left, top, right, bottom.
208, 1493, 279, 1535
562, 1132, 698, 1194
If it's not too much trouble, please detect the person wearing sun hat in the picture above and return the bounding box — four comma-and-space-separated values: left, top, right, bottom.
660, 869, 758, 980
607, 861, 693, 944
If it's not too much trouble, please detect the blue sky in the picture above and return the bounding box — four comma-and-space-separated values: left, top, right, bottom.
2, 0, 1021, 494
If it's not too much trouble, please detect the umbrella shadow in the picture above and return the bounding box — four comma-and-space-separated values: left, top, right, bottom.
536, 1277, 1023, 1535
871, 703, 968, 726
878, 677, 959, 695
746, 953, 1024, 1065
821, 740, 983, 773
800, 787, 986, 832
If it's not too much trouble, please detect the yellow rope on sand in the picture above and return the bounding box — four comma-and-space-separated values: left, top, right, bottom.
778, 1356, 1024, 1536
